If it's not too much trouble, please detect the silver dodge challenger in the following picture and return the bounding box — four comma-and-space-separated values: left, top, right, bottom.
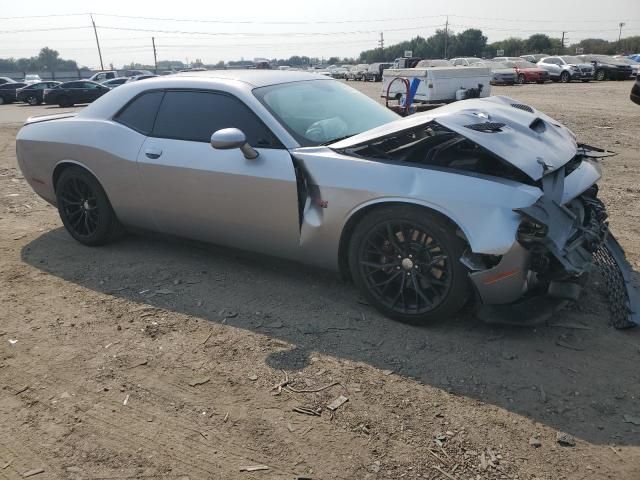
16, 71, 639, 327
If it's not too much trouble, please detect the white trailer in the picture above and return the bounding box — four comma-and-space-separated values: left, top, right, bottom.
382, 66, 492, 104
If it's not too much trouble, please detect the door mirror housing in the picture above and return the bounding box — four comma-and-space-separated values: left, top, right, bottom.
210, 128, 259, 160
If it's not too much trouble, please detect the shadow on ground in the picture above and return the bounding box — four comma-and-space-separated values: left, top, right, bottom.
21, 228, 640, 446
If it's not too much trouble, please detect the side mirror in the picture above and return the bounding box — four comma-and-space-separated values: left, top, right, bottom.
210, 128, 259, 160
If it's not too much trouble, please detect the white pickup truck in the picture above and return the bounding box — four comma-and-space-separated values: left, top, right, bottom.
382, 66, 492, 104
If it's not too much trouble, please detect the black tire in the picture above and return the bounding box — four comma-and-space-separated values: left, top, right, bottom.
55, 166, 123, 246
560, 71, 570, 83
517, 73, 526, 84
27, 96, 39, 106
595, 69, 606, 81
348, 205, 471, 324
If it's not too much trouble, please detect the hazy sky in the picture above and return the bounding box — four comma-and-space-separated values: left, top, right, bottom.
1, 0, 639, 68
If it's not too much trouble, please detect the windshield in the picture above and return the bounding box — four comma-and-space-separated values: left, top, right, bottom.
254, 79, 399, 146
562, 56, 583, 64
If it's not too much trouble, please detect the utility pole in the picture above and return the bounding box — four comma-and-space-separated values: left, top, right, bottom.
90, 14, 104, 71
378, 32, 384, 59
444, 16, 449, 59
152, 37, 158, 74
618, 22, 626, 49
561, 31, 566, 50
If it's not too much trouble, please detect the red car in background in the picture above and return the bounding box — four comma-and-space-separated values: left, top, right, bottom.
508, 60, 550, 84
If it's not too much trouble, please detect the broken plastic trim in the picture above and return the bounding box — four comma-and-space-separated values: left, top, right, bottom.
594, 236, 640, 328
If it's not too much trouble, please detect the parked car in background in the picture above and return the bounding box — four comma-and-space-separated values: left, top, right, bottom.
346, 64, 369, 81
0, 82, 27, 104
363, 63, 392, 82
16, 81, 61, 105
123, 69, 153, 77
502, 60, 549, 84
415, 59, 452, 67
631, 76, 640, 104
537, 56, 594, 83
101, 77, 129, 89
451, 57, 483, 67
392, 57, 422, 69
629, 54, 640, 62
43, 80, 110, 107
23, 74, 42, 85
125, 74, 159, 83
477, 61, 517, 85
0, 77, 15, 86
329, 67, 349, 79
612, 56, 639, 78
89, 71, 118, 83
577, 55, 633, 81
520, 54, 549, 63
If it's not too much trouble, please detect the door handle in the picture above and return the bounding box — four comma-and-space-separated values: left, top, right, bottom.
145, 148, 163, 159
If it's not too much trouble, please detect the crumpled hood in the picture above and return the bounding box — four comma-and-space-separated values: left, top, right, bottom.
331, 96, 578, 180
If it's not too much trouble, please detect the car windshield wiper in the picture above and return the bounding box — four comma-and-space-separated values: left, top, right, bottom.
321, 134, 354, 146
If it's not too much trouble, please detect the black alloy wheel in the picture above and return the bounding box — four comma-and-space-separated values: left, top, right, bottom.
349, 206, 470, 324
55, 167, 123, 246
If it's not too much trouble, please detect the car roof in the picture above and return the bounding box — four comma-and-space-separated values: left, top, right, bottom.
176, 69, 331, 87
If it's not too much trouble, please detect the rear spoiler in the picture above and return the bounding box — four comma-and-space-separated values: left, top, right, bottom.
24, 112, 76, 126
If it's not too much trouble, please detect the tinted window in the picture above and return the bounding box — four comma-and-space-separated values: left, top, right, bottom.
63, 82, 83, 88
115, 91, 164, 135
152, 91, 281, 147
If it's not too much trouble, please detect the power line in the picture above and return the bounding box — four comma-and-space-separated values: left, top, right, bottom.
94, 24, 445, 37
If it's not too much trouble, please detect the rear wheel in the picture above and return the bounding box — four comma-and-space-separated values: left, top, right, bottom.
348, 206, 471, 324
55, 167, 123, 246
560, 71, 570, 83
595, 69, 606, 81
517, 74, 526, 84
27, 96, 40, 106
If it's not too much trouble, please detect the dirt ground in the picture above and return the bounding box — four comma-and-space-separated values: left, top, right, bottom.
0, 80, 639, 480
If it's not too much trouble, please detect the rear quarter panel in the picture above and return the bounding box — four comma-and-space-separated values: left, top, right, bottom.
16, 117, 151, 229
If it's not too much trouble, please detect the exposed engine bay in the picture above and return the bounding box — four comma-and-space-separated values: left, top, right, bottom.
333, 114, 639, 328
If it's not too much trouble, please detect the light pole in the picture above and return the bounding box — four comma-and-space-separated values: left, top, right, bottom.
618, 22, 626, 50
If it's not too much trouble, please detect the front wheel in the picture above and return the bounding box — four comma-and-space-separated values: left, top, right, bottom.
560, 71, 570, 83
27, 96, 40, 106
55, 167, 124, 246
595, 69, 606, 81
517, 74, 526, 84
348, 206, 471, 324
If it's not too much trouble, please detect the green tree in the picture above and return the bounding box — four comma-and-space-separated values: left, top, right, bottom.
455, 29, 487, 57
525, 34, 553, 53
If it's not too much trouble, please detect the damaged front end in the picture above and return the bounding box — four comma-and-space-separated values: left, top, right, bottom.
472, 147, 639, 328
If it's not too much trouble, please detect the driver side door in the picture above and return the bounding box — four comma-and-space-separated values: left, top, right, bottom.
135, 89, 303, 260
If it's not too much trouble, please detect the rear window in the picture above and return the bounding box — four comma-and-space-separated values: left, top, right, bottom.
115, 91, 164, 135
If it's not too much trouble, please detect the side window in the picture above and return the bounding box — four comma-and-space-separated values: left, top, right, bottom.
152, 91, 282, 148
67, 82, 82, 88
84, 82, 99, 89
114, 91, 164, 135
